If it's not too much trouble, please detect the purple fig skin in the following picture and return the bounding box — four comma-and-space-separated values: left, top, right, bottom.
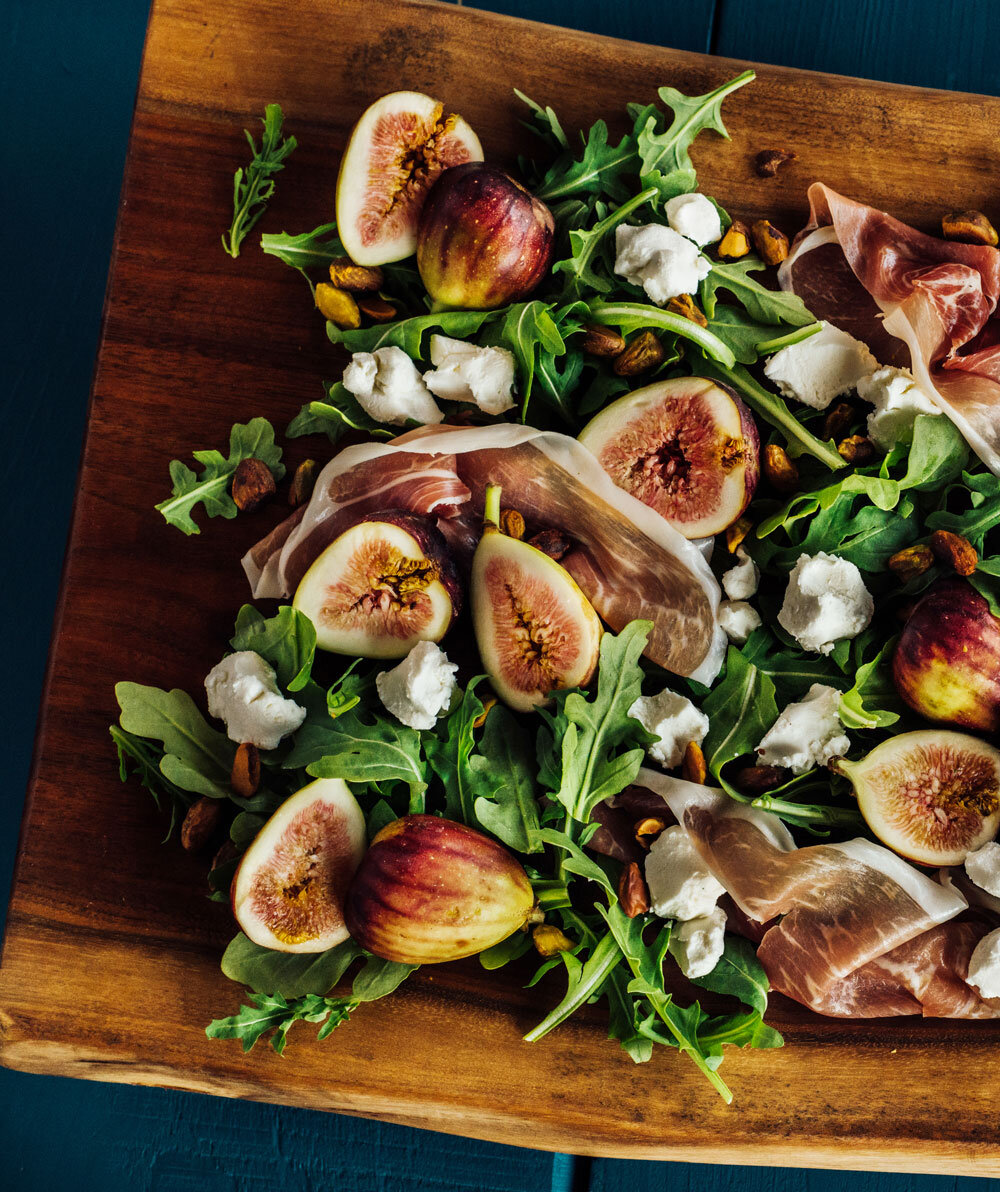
892, 579, 1000, 732
416, 163, 555, 310
345, 815, 535, 964
361, 509, 463, 620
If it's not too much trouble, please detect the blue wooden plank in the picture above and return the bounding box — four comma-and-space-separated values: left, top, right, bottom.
590, 1159, 1000, 1192
712, 0, 1000, 96
462, 0, 719, 54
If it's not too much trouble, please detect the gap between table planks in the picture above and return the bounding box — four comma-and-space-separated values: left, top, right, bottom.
2, 0, 1000, 1173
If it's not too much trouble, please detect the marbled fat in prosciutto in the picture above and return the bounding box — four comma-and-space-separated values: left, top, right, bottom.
244, 424, 726, 682
779, 183, 1000, 473
629, 770, 1000, 1019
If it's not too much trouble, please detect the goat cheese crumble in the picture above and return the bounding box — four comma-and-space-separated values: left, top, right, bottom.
763, 321, 878, 409
669, 906, 727, 979
855, 366, 941, 450
645, 826, 725, 920
204, 651, 306, 750
376, 641, 458, 731
342, 346, 444, 426
722, 547, 760, 600
423, 335, 517, 416
664, 193, 723, 247
756, 683, 850, 775
614, 223, 711, 304
718, 599, 762, 645
628, 688, 710, 769
778, 551, 874, 654
965, 841, 1000, 899
967, 927, 1000, 1000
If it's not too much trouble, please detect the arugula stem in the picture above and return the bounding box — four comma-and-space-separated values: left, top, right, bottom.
700, 359, 846, 470
643, 991, 734, 1103
523, 930, 621, 1042
754, 321, 822, 355
750, 794, 864, 828
588, 300, 737, 368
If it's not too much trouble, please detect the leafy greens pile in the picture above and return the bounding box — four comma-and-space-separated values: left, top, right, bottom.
122, 72, 1000, 1101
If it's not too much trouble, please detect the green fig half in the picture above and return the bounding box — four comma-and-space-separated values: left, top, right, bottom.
835, 729, 1000, 866
471, 484, 602, 712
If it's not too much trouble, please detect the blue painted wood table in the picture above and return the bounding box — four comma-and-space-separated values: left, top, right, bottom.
3, 0, 999, 1187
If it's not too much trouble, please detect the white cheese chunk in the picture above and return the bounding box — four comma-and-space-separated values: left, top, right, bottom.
718, 599, 762, 645
376, 640, 458, 731
204, 650, 306, 750
628, 688, 710, 769
342, 346, 444, 427
856, 366, 942, 450
763, 321, 878, 409
756, 683, 851, 775
722, 547, 759, 600
664, 193, 723, 247
778, 551, 874, 654
965, 841, 1000, 899
645, 826, 725, 921
669, 906, 727, 979
967, 927, 1000, 1000
423, 335, 516, 416
614, 223, 711, 305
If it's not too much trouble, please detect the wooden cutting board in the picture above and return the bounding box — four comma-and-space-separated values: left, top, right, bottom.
3, 0, 1000, 1172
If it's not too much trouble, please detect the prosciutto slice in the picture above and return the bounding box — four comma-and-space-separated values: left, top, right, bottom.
632, 770, 1000, 1019
779, 183, 1000, 473
244, 423, 726, 681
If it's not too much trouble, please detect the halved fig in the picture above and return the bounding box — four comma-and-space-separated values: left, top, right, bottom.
345, 814, 535, 964
232, 778, 366, 953
293, 511, 461, 658
835, 730, 1000, 866
577, 377, 760, 539
336, 91, 483, 266
471, 484, 601, 712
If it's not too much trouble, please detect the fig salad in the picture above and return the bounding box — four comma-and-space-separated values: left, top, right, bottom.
112, 73, 1000, 1103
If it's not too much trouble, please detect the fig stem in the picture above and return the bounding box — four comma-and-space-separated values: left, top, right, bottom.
483, 483, 502, 528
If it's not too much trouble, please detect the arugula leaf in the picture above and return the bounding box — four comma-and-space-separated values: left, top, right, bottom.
481, 300, 569, 419
207, 955, 414, 1054
605, 966, 654, 1063
587, 300, 737, 367
684, 935, 771, 1015
696, 1009, 784, 1060
552, 188, 658, 299
230, 605, 316, 692
537, 827, 615, 895
155, 418, 285, 535
289, 709, 426, 808
110, 725, 194, 839
601, 904, 733, 1102
898, 414, 969, 491
260, 222, 344, 269
222, 104, 297, 259
472, 708, 543, 854
115, 682, 236, 797
700, 647, 778, 798
221, 934, 362, 998
635, 71, 754, 197
523, 930, 622, 1042
514, 88, 570, 155
287, 382, 396, 444
838, 637, 903, 730
538, 621, 652, 824
533, 120, 639, 204
424, 677, 498, 825
328, 310, 493, 359
700, 259, 815, 328
740, 627, 842, 704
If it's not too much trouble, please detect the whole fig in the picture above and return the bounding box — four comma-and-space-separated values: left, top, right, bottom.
892, 579, 1000, 732
417, 163, 554, 309
345, 815, 534, 963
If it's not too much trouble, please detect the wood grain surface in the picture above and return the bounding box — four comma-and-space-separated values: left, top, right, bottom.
3, 0, 1000, 1173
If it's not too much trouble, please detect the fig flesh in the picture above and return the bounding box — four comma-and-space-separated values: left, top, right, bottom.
232, 778, 366, 953
836, 730, 1000, 866
293, 511, 461, 658
417, 163, 555, 309
345, 815, 534, 964
471, 485, 602, 712
577, 377, 760, 539
892, 579, 1000, 732
336, 91, 483, 266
